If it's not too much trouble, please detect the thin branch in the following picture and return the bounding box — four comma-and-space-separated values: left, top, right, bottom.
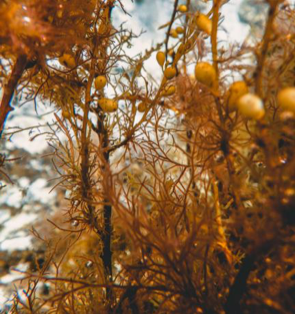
165, 0, 180, 58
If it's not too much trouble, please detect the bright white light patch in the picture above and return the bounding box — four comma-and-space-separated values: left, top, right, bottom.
23, 16, 31, 23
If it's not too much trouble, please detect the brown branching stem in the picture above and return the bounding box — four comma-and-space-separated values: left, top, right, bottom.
165, 0, 179, 58
79, 2, 115, 304
254, 1, 282, 97
0, 54, 27, 137
224, 238, 277, 314
210, 1, 224, 123
211, 0, 220, 86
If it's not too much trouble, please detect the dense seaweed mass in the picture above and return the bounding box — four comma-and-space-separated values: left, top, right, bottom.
1, 1, 295, 313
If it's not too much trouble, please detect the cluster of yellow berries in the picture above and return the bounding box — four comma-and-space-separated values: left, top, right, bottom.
155, 4, 213, 100
193, 61, 295, 120
224, 81, 264, 120
170, 6, 212, 39
222, 79, 264, 120
58, 54, 118, 113
94, 75, 118, 112
155, 51, 177, 98
225, 84, 295, 120
193, 63, 258, 118
170, 27, 185, 39
60, 21, 295, 119
177, 4, 212, 35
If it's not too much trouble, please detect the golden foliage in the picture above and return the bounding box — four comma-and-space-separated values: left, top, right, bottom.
1, 1, 295, 314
